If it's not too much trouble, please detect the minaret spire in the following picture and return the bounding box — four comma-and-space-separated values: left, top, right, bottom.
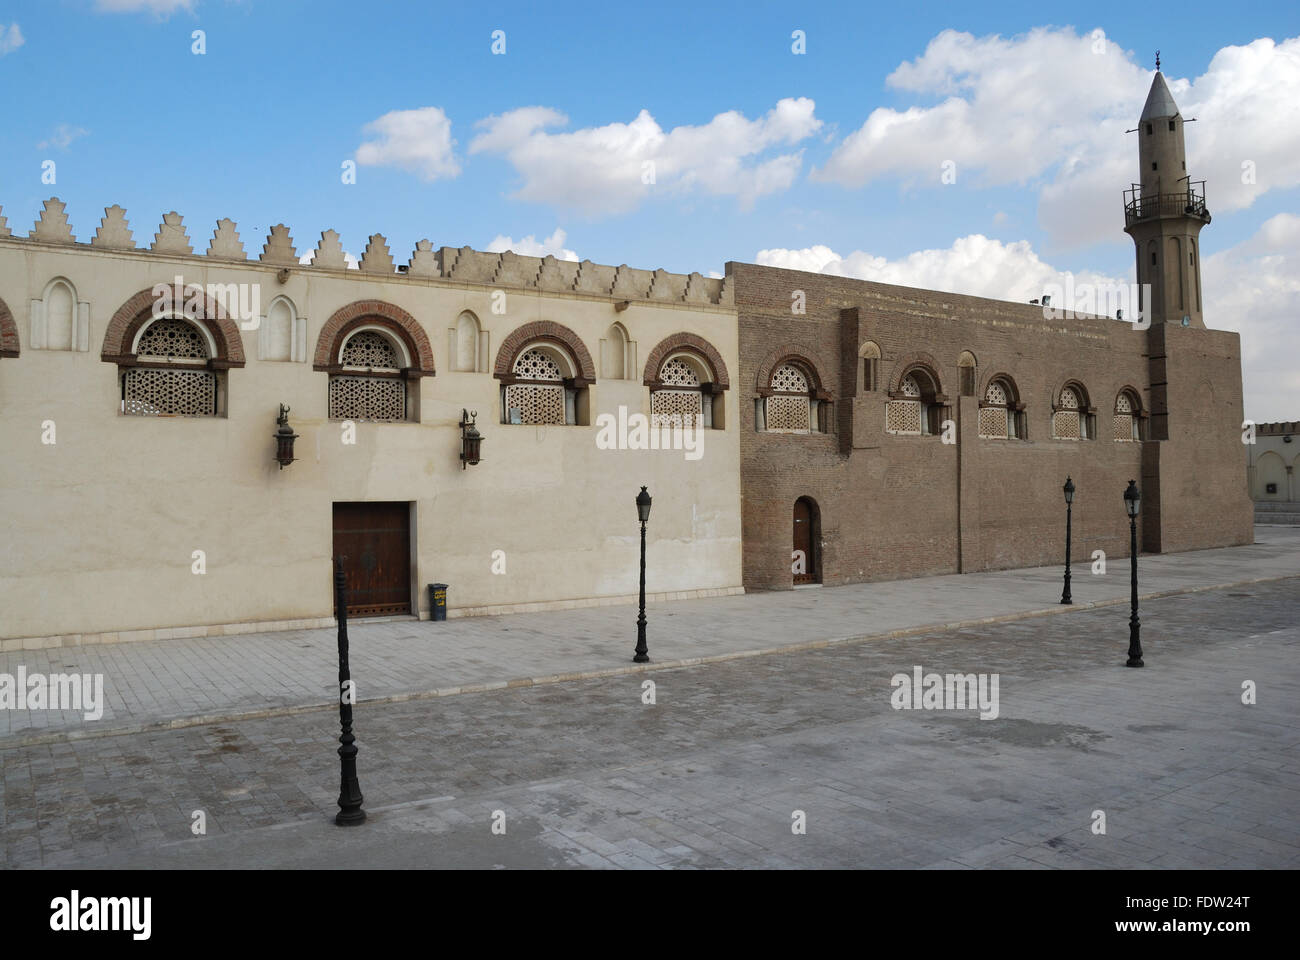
1122, 56, 1210, 330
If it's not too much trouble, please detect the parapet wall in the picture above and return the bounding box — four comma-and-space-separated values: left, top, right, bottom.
0, 198, 732, 306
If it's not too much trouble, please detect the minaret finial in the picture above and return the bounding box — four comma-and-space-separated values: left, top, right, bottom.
1155, 50, 1161, 71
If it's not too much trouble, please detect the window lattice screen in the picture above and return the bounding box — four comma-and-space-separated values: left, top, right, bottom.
341, 331, 400, 370
1113, 414, 1134, 440
328, 375, 406, 421
886, 400, 921, 435
123, 367, 216, 416
1116, 393, 1133, 414
652, 389, 703, 428
659, 357, 701, 387
137, 319, 208, 360
979, 406, 1009, 439
766, 394, 810, 431
513, 349, 564, 381
1054, 410, 1081, 439
901, 374, 922, 398
985, 381, 1008, 405
771, 364, 809, 393
505, 383, 565, 424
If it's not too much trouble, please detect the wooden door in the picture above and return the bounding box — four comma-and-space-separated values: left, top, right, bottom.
793, 498, 815, 585
332, 502, 412, 617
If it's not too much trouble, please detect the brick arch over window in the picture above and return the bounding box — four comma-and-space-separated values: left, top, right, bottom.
0, 296, 18, 358
1115, 384, 1144, 414
101, 286, 246, 367
754, 344, 831, 398
888, 351, 944, 396
979, 371, 1022, 403
642, 332, 729, 389
494, 321, 595, 384
314, 300, 435, 376
1053, 378, 1093, 411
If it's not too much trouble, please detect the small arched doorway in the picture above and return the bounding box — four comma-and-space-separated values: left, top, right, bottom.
793, 497, 821, 585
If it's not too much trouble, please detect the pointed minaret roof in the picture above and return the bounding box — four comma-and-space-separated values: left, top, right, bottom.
1140, 71, 1180, 121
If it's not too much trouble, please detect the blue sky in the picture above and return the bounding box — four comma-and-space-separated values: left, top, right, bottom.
3, 0, 1299, 417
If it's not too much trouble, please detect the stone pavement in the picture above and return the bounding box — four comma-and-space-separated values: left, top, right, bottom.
2, 526, 1298, 746
3, 578, 1296, 869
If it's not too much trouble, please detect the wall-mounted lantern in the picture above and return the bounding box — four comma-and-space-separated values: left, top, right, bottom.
460, 408, 483, 469
274, 403, 298, 469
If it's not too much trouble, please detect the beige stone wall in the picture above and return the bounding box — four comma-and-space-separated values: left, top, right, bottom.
0, 223, 742, 643
1247, 422, 1300, 502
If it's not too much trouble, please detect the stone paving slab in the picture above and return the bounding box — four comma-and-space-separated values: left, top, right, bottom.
2, 526, 1297, 748
4, 579, 1296, 869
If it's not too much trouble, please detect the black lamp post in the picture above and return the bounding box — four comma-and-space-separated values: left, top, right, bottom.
334, 555, 366, 824
1061, 476, 1075, 604
1124, 480, 1144, 668
634, 486, 652, 663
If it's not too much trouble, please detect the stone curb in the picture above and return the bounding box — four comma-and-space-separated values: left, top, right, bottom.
1, 573, 1294, 751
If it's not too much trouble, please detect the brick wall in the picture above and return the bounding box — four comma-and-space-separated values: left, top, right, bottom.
731, 261, 1251, 591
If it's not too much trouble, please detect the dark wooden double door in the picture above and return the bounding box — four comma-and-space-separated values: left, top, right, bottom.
332, 502, 412, 617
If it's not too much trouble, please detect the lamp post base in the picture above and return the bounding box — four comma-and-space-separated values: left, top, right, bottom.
1125, 656, 1144, 668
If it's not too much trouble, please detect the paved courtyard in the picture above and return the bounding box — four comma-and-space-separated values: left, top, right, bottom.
2, 575, 1297, 869
4, 526, 1298, 746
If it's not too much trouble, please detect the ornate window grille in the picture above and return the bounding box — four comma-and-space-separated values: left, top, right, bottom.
1053, 386, 1082, 440
766, 363, 812, 432
651, 356, 704, 428
1113, 391, 1141, 441
122, 318, 218, 417
328, 330, 407, 421
886, 373, 924, 435
505, 347, 567, 425
979, 380, 1011, 439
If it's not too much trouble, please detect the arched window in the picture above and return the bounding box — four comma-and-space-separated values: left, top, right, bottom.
453, 311, 482, 372
644, 333, 728, 428
650, 353, 714, 429
978, 376, 1023, 440
887, 365, 944, 436
957, 351, 977, 397
860, 341, 881, 392
31, 277, 89, 352
504, 343, 579, 425
1113, 389, 1144, 441
765, 362, 817, 433
1052, 383, 1095, 440
328, 328, 412, 422
601, 322, 630, 380
122, 317, 220, 416
494, 321, 595, 426
259, 295, 304, 362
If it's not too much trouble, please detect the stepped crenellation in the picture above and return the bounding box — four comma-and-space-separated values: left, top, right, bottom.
0, 197, 732, 307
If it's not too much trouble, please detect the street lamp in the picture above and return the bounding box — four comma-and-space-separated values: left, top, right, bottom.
333, 555, 366, 825
634, 486, 652, 663
1124, 480, 1143, 668
1061, 476, 1075, 604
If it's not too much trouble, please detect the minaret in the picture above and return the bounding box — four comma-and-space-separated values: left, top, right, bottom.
1123, 57, 1210, 329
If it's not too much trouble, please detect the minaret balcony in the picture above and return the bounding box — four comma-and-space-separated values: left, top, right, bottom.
1124, 182, 1211, 227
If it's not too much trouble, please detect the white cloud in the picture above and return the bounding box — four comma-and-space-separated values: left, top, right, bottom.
36, 124, 89, 151
485, 228, 578, 261
760, 218, 1300, 418
755, 234, 1123, 303
355, 107, 460, 182
469, 98, 821, 216
815, 28, 1300, 248
1203, 213, 1300, 421
0, 23, 24, 55
94, 0, 195, 14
